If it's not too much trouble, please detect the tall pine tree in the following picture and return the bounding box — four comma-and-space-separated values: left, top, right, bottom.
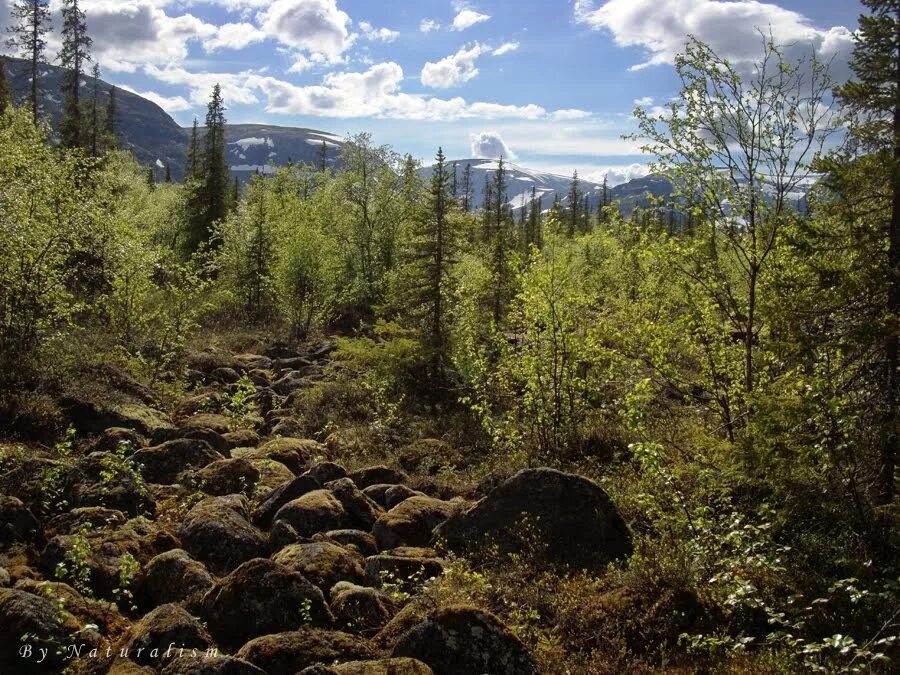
462, 162, 472, 212
104, 85, 118, 146
88, 63, 100, 156
59, 0, 92, 149
0, 57, 10, 116
6, 0, 51, 124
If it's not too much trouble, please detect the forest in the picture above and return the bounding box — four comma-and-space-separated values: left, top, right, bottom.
0, 0, 899, 674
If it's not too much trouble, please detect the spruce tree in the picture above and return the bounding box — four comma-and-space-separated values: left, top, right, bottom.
451, 161, 458, 201
146, 166, 155, 188
104, 85, 118, 146
318, 140, 328, 172
6, 0, 51, 124
164, 163, 171, 183
529, 187, 542, 249
482, 173, 493, 241
231, 177, 240, 211
835, 0, 900, 504
0, 57, 10, 116
201, 84, 229, 247
490, 157, 512, 325
59, 0, 92, 149
462, 162, 472, 212
410, 147, 457, 378
568, 170, 580, 237
89, 63, 100, 156
185, 118, 200, 179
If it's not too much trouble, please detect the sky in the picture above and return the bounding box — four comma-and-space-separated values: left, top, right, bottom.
0, 0, 864, 184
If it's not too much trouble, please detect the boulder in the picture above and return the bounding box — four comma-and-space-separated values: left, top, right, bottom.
271, 490, 352, 538
364, 552, 443, 590
191, 458, 259, 496
69, 453, 156, 517
383, 486, 422, 510
272, 542, 365, 595
324, 478, 383, 530
0, 588, 95, 672
175, 392, 225, 419
92, 427, 146, 454
150, 427, 229, 454
301, 659, 433, 675
270, 418, 305, 438
235, 629, 374, 675
178, 496, 266, 575
0, 495, 43, 548
61, 397, 174, 437
210, 367, 241, 385
199, 558, 333, 649
251, 438, 324, 474
348, 466, 408, 490
312, 530, 378, 557
46, 507, 126, 536
252, 475, 320, 529
132, 439, 225, 485
250, 459, 296, 491
222, 430, 260, 450
331, 585, 395, 633
121, 603, 214, 666
433, 468, 632, 570
392, 606, 538, 675
161, 654, 266, 674
304, 461, 348, 485
179, 413, 232, 435
138, 549, 216, 611
372, 497, 457, 551
272, 371, 314, 396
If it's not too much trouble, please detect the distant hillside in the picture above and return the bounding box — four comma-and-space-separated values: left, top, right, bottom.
3, 57, 345, 181
419, 159, 674, 216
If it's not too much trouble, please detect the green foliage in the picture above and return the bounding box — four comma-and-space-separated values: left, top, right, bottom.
54, 523, 93, 598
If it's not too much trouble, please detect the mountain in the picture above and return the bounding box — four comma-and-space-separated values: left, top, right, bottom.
3, 57, 345, 181
5, 56, 187, 174
419, 158, 674, 215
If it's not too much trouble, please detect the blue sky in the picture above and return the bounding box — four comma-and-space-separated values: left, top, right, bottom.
1, 1, 864, 183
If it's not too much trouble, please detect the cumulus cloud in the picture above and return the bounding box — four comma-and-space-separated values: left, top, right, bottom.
470, 130, 516, 160
633, 96, 654, 106
359, 21, 400, 43
574, 0, 854, 79
492, 41, 519, 56
204, 22, 267, 52
550, 108, 592, 120
420, 19, 440, 33
421, 43, 486, 88
584, 162, 651, 186
119, 85, 193, 113
259, 0, 353, 63
48, 1, 217, 72
452, 9, 491, 31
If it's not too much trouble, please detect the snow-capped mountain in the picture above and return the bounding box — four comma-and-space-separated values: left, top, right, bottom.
2, 57, 345, 182
419, 158, 674, 216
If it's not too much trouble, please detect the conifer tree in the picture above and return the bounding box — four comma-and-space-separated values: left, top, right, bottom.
88, 63, 100, 156
185, 119, 200, 179
104, 85, 118, 146
59, 0, 92, 149
451, 161, 458, 201
482, 174, 493, 241
0, 57, 10, 116
6, 0, 51, 124
462, 162, 472, 212
318, 140, 328, 172
146, 166, 155, 188
409, 147, 457, 377
203, 84, 229, 232
568, 170, 580, 237
528, 186, 542, 249
231, 177, 240, 211
164, 163, 171, 183
489, 157, 512, 325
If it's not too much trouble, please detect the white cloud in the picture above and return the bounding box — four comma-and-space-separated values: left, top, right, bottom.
421, 43, 486, 88
358, 21, 400, 43
204, 22, 267, 52
550, 108, 592, 120
583, 162, 651, 186
46, 1, 217, 72
452, 9, 491, 31
143, 64, 263, 107
470, 130, 516, 160
492, 41, 519, 56
120, 85, 193, 113
259, 0, 353, 63
574, 0, 853, 78
633, 96, 654, 106
420, 19, 440, 33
